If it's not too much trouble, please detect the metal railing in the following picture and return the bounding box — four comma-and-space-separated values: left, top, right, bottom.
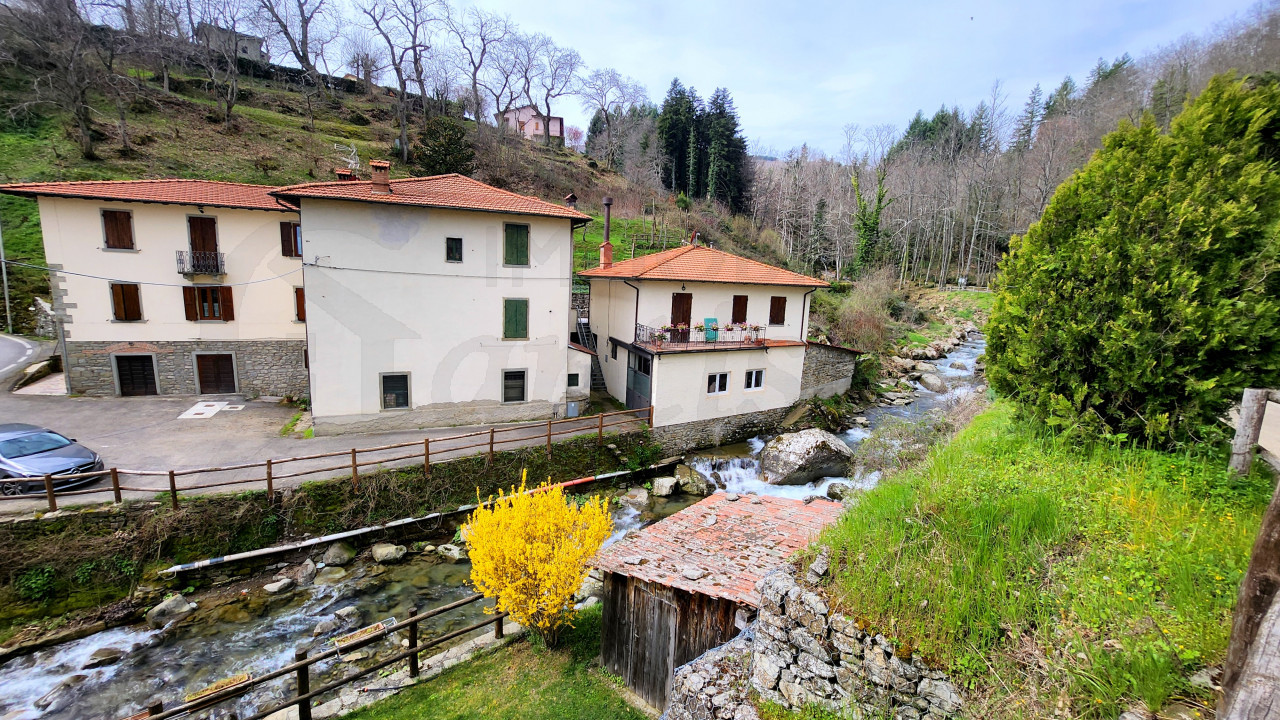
127, 593, 506, 720
1, 407, 654, 513
176, 250, 226, 275
634, 322, 767, 352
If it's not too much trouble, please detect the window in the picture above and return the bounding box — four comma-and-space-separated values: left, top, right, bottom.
110, 283, 142, 322
503, 298, 528, 339
182, 286, 234, 321
504, 224, 530, 266
610, 343, 618, 360
707, 372, 729, 395
568, 373, 579, 387
102, 210, 135, 250
745, 369, 765, 390
188, 216, 218, 253
280, 222, 302, 258
381, 373, 409, 409
732, 295, 748, 325
446, 237, 463, 263
294, 287, 306, 321
503, 370, 527, 403
769, 296, 787, 325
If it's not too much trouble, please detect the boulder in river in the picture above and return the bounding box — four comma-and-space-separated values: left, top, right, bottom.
263, 578, 295, 594
620, 487, 650, 510
371, 543, 407, 564
436, 544, 468, 563
759, 429, 854, 485
321, 541, 357, 567
650, 476, 678, 497
146, 594, 196, 629
914, 361, 938, 373
674, 464, 712, 495
948, 360, 967, 371
83, 647, 126, 669
294, 558, 317, 586
825, 482, 852, 501
919, 373, 947, 393
35, 674, 87, 712
335, 605, 362, 627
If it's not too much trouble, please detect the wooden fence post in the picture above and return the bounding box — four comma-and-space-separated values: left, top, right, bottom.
597, 412, 604, 446
423, 438, 431, 477
110, 468, 121, 504
1221, 467, 1280, 707
488, 428, 495, 466
648, 405, 655, 427
42, 474, 56, 512
350, 448, 359, 493
146, 702, 164, 717
295, 647, 312, 720
546, 418, 553, 459
265, 459, 274, 501
1230, 389, 1268, 475
494, 615, 504, 639
167, 470, 178, 511
407, 609, 419, 678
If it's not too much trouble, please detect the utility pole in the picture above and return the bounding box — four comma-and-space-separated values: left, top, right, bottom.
0, 218, 11, 334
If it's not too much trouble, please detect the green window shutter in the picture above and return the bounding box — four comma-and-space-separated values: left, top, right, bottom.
504, 224, 529, 266
504, 298, 528, 339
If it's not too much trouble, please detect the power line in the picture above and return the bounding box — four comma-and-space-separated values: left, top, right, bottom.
1, 260, 303, 287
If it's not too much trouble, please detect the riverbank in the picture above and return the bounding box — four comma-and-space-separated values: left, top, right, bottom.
811, 401, 1273, 718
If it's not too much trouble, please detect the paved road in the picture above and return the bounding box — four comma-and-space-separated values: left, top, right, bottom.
0, 333, 37, 383
0, 388, 645, 514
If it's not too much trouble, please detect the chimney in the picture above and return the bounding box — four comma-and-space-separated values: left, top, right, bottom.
334, 167, 355, 181
369, 160, 391, 194
600, 196, 613, 269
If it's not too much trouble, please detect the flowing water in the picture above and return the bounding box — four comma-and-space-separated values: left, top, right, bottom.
0, 334, 985, 720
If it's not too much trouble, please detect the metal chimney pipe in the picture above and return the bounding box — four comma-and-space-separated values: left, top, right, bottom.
602, 197, 612, 244
600, 196, 614, 269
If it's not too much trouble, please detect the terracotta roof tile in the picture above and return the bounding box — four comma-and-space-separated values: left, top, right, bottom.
272, 174, 591, 221
0, 179, 298, 212
593, 493, 843, 607
579, 245, 825, 287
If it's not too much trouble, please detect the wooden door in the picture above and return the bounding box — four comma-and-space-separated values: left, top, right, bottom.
670, 292, 692, 342
116, 355, 157, 396
188, 216, 218, 253
196, 354, 236, 394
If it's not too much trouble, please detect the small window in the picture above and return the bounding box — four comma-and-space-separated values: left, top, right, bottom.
504, 224, 530, 266
745, 369, 764, 390
707, 372, 729, 395
280, 222, 302, 258
110, 282, 142, 321
102, 210, 135, 250
294, 287, 306, 321
503, 370, 527, 403
732, 295, 748, 325
503, 298, 529, 340
769, 296, 787, 325
610, 343, 618, 360
382, 373, 409, 409
568, 373, 579, 387
446, 237, 463, 263
183, 285, 234, 321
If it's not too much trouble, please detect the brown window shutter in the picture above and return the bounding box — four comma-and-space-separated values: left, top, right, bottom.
182, 286, 198, 321
110, 283, 126, 320
103, 211, 134, 249
121, 283, 141, 321
769, 296, 787, 325
732, 295, 748, 325
295, 287, 305, 321
280, 222, 294, 257
219, 286, 235, 321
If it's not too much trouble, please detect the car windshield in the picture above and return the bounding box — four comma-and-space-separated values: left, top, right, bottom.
0, 432, 72, 459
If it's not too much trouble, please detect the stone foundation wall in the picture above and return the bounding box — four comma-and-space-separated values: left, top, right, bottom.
651, 406, 792, 455
65, 339, 309, 398
752, 567, 963, 719
32, 298, 57, 339
800, 344, 861, 400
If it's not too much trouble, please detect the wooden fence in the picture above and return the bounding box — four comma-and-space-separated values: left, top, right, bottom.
129, 592, 504, 720
4, 407, 654, 513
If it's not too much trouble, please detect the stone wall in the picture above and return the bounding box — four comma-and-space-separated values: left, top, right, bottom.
32, 298, 57, 339
799, 343, 862, 400
65, 339, 309, 398
752, 567, 963, 719
666, 630, 760, 720
651, 406, 792, 455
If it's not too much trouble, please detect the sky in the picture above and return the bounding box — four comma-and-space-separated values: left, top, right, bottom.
477, 0, 1261, 155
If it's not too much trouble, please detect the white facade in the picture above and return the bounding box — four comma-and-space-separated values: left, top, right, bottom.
498, 106, 564, 141
299, 199, 579, 433
37, 197, 303, 343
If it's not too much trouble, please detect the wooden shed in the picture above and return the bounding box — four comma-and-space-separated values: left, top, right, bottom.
593, 493, 843, 710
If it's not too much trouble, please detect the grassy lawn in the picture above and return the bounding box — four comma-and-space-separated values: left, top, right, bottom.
814, 401, 1272, 718
343, 604, 648, 720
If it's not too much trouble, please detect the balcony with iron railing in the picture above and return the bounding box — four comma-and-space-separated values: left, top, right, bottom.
176, 250, 226, 276
633, 322, 768, 353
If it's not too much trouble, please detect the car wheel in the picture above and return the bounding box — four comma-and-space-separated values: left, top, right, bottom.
0, 479, 25, 496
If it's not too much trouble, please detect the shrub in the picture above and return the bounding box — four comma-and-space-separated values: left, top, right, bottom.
15, 566, 56, 602
987, 73, 1280, 444
830, 266, 901, 352
466, 472, 612, 646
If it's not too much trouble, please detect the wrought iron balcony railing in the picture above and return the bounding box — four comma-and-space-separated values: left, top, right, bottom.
176, 250, 226, 275
633, 322, 767, 352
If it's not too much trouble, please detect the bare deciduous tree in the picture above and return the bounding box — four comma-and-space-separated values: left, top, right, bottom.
528, 33, 580, 146
255, 0, 336, 88
578, 67, 644, 168
441, 5, 510, 127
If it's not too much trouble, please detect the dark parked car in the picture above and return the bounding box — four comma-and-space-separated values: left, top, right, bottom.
0, 424, 105, 496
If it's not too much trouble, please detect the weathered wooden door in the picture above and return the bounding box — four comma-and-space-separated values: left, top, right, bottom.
116, 355, 157, 396
188, 216, 218, 253
670, 292, 692, 342
602, 575, 680, 711
196, 354, 236, 394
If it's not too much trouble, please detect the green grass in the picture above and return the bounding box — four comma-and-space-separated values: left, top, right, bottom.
815, 401, 1271, 718
343, 604, 646, 720
280, 411, 303, 436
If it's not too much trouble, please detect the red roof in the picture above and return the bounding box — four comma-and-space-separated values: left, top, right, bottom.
272, 174, 591, 221
0, 179, 298, 212
579, 245, 825, 287
594, 493, 843, 606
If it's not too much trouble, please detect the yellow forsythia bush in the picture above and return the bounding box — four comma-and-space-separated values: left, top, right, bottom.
466, 472, 613, 646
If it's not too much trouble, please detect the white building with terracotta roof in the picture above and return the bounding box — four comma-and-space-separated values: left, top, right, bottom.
579, 240, 832, 433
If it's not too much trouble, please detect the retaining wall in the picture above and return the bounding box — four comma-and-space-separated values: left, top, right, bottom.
650, 406, 792, 455
799, 343, 861, 400
64, 339, 309, 398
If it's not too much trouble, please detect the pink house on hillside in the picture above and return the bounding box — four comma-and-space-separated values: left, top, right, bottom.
496, 105, 563, 143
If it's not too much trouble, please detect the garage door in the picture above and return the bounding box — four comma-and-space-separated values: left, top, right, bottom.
116, 355, 157, 396
196, 354, 236, 394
